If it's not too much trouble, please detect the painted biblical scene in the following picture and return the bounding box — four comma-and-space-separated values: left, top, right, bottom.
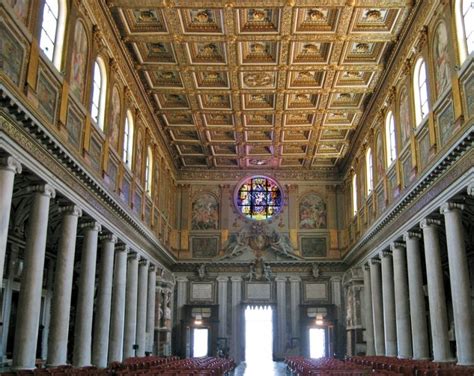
433, 21, 451, 98
299, 193, 327, 229
191, 193, 219, 230
70, 21, 88, 102
107, 85, 121, 150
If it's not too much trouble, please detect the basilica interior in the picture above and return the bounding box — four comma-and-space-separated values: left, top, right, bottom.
0, 0, 473, 374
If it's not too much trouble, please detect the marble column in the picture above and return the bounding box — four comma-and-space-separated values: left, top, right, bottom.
404, 231, 429, 359
217, 276, 229, 338
136, 258, 149, 357
92, 233, 117, 368
108, 244, 128, 363
289, 277, 301, 341
441, 203, 474, 365
123, 251, 139, 359
176, 277, 188, 357
146, 264, 156, 354
12, 184, 55, 370
0, 156, 21, 284
421, 218, 452, 362
276, 276, 287, 357
391, 242, 412, 359
230, 276, 242, 362
363, 264, 375, 356
369, 258, 385, 355
381, 250, 397, 356
47, 205, 83, 366
73, 221, 101, 367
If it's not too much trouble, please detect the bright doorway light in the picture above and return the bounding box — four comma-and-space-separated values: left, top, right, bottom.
309, 328, 326, 358
245, 306, 273, 363
193, 328, 208, 357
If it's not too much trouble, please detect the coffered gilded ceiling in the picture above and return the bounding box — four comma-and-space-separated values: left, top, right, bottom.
107, 0, 413, 171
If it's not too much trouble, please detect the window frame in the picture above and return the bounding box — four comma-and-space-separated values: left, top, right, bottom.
413, 58, 430, 126
385, 111, 397, 167
39, 0, 67, 69
456, 0, 474, 63
90, 57, 107, 131
352, 173, 358, 216
145, 146, 153, 194
366, 147, 374, 196
123, 110, 134, 170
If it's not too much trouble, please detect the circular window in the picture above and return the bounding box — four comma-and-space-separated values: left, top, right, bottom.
235, 176, 283, 221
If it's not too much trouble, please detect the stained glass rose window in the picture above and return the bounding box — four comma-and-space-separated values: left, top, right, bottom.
235, 176, 282, 220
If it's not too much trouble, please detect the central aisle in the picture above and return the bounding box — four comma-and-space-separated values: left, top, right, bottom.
232, 361, 287, 376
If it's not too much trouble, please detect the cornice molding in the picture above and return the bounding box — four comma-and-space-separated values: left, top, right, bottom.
0, 85, 176, 268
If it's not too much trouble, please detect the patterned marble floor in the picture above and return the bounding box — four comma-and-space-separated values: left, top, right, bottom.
231, 361, 288, 376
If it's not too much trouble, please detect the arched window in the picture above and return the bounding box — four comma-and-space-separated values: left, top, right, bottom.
413, 58, 430, 126
145, 146, 153, 194
90, 58, 107, 131
456, 0, 474, 63
352, 174, 358, 216
366, 147, 374, 195
123, 110, 134, 169
39, 0, 67, 69
385, 111, 397, 167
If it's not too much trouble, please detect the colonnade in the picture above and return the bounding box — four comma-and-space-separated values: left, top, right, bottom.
363, 187, 474, 366
0, 154, 165, 370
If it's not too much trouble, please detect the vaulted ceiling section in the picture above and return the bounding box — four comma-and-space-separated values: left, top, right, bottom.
106, 0, 413, 171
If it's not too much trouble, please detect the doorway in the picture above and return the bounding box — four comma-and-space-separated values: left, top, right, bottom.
244, 305, 273, 364
309, 328, 326, 358
192, 328, 208, 357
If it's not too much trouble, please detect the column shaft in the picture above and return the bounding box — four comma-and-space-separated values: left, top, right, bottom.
47, 205, 82, 366
136, 259, 149, 357
289, 277, 301, 341
0, 156, 21, 284
73, 222, 101, 367
92, 234, 117, 367
441, 204, 474, 365
391, 243, 412, 358
176, 277, 188, 357
363, 265, 375, 356
146, 265, 156, 354
421, 219, 452, 362
217, 276, 228, 338
108, 245, 128, 363
404, 232, 429, 359
12, 185, 55, 370
381, 252, 397, 356
369, 259, 385, 355
230, 277, 242, 362
123, 252, 139, 359
276, 277, 287, 358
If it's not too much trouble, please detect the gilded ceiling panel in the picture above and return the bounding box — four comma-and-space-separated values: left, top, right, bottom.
107, 0, 413, 171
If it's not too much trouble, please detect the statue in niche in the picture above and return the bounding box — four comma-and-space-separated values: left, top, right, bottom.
312, 263, 320, 279
197, 264, 206, 280
164, 291, 171, 321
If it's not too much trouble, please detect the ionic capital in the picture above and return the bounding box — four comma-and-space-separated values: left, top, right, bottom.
128, 251, 138, 260
420, 218, 441, 229
115, 243, 129, 253
440, 202, 464, 215
100, 233, 118, 243
28, 183, 56, 198
149, 263, 156, 272
230, 276, 242, 283
380, 249, 392, 258
216, 276, 229, 283
403, 231, 421, 241
390, 241, 406, 252
81, 221, 102, 232
139, 257, 149, 266
370, 258, 381, 265
59, 204, 82, 217
0, 156, 22, 174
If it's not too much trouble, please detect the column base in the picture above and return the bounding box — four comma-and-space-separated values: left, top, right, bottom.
433, 358, 456, 363
457, 362, 474, 366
